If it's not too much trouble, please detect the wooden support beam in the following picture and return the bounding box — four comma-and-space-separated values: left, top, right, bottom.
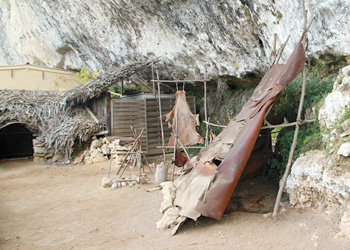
156, 70, 166, 163
203, 121, 227, 128
84, 106, 100, 123
261, 119, 315, 130
151, 79, 210, 83
204, 81, 209, 147
273, 0, 314, 217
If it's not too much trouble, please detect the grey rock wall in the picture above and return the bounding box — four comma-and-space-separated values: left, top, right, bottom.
1, 0, 350, 81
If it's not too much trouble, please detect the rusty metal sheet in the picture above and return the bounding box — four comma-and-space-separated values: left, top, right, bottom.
172, 37, 305, 230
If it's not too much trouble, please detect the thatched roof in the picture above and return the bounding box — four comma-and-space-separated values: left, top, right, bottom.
63, 60, 156, 106
0, 59, 155, 158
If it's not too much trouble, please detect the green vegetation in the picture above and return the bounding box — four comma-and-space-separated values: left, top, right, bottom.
336, 105, 350, 128
75, 68, 99, 84
271, 120, 324, 179
270, 66, 337, 179
276, 68, 335, 122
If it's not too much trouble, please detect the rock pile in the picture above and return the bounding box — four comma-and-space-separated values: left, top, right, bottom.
156, 181, 184, 232
73, 136, 134, 165
33, 136, 135, 165
101, 175, 148, 189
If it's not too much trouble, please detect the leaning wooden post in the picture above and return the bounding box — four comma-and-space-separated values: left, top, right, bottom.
171, 100, 179, 182
152, 62, 156, 98
272, 68, 306, 216
204, 81, 209, 147
273, 0, 309, 217
156, 71, 166, 163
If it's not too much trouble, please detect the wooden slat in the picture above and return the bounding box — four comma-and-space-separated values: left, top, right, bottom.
111, 96, 196, 155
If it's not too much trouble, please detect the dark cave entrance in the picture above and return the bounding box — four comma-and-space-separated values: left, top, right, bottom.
0, 123, 34, 159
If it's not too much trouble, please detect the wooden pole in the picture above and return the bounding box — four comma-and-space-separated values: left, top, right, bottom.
272, 0, 310, 217
274, 35, 290, 65
171, 99, 178, 182
156, 70, 166, 163
203, 120, 227, 128
204, 81, 209, 147
152, 61, 156, 97
121, 80, 124, 96
84, 106, 100, 123
261, 119, 315, 130
117, 129, 144, 177
272, 68, 306, 217
151, 79, 210, 83
177, 137, 191, 160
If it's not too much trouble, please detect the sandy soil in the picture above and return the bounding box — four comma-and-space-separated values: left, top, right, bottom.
0, 158, 349, 250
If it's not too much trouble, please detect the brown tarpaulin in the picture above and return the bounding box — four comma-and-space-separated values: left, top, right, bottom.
171, 36, 305, 233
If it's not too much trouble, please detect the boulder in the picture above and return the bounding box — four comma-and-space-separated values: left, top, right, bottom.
90, 149, 100, 158
33, 146, 48, 154
319, 65, 350, 130
159, 182, 176, 214
102, 137, 110, 145
101, 144, 110, 155
337, 142, 350, 157
84, 156, 94, 165
286, 150, 350, 208
92, 153, 107, 164
102, 177, 112, 188
73, 154, 84, 164
90, 139, 103, 150
286, 150, 325, 208
156, 207, 183, 231
319, 91, 350, 129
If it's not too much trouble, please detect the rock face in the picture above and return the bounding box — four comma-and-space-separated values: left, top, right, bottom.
286, 65, 350, 238
1, 0, 350, 81
286, 150, 350, 209
319, 66, 350, 129
286, 150, 350, 238
338, 142, 350, 157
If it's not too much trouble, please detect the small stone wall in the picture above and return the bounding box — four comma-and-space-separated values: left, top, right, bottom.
73, 137, 133, 165
33, 137, 55, 163
33, 136, 134, 165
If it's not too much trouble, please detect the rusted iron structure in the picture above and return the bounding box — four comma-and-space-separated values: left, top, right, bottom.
171, 34, 306, 233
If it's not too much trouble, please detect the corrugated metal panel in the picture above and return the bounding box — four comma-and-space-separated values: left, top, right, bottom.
111, 96, 195, 155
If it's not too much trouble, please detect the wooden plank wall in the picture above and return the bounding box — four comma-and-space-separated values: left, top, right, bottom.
89, 92, 110, 132
111, 96, 196, 155
111, 99, 147, 152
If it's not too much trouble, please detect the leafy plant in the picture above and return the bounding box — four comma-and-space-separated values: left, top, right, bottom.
270, 66, 336, 179
75, 68, 99, 84
276, 68, 335, 122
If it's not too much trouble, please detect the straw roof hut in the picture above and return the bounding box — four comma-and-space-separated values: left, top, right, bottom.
0, 60, 155, 158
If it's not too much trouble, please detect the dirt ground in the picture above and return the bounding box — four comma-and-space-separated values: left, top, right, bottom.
1, 158, 350, 250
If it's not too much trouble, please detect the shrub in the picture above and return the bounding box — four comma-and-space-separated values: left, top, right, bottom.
271, 66, 336, 179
